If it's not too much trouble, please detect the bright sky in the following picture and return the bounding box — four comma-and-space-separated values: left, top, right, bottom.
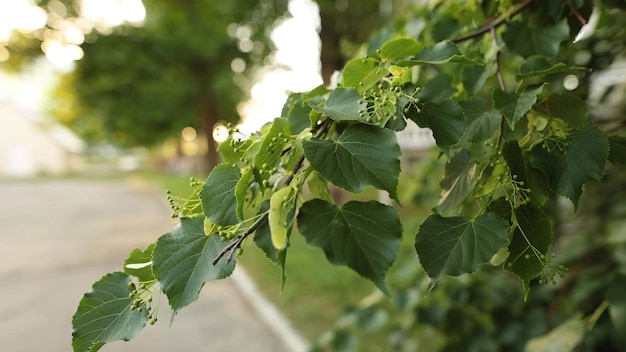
0, 0, 145, 68
0, 0, 321, 135
239, 0, 323, 134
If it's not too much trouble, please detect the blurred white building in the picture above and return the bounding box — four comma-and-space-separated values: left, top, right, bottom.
0, 102, 85, 177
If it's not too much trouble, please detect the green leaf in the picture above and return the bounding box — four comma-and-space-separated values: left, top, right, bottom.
489, 201, 553, 299
516, 56, 570, 80
436, 150, 478, 213
152, 217, 236, 312
415, 213, 509, 283
379, 37, 423, 60
609, 136, 626, 166
407, 99, 465, 154
416, 74, 456, 102
502, 20, 569, 58
530, 124, 609, 209
302, 124, 401, 201
462, 65, 495, 95
459, 98, 502, 144
201, 163, 241, 226
397, 40, 479, 65
503, 142, 551, 206
298, 199, 402, 293
282, 93, 313, 134
536, 93, 588, 130
307, 170, 333, 202
254, 117, 291, 170
269, 186, 296, 250
123, 244, 156, 284
72, 272, 148, 352
235, 168, 253, 220
342, 58, 388, 91
311, 88, 368, 123
525, 315, 584, 352
609, 274, 626, 336
493, 85, 544, 130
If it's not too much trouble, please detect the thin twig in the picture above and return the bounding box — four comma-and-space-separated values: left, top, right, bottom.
567, 0, 588, 25
451, 0, 535, 44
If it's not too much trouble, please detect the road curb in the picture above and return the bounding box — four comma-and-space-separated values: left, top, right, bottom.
231, 266, 309, 352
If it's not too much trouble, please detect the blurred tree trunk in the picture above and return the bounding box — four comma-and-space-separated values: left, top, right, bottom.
201, 93, 221, 172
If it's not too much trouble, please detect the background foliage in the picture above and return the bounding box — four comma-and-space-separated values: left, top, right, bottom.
6, 0, 626, 351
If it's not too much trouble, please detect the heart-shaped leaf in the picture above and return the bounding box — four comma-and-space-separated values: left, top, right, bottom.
530, 124, 609, 209
303, 124, 401, 201
72, 272, 148, 352
298, 199, 402, 293
415, 213, 509, 284
152, 217, 236, 313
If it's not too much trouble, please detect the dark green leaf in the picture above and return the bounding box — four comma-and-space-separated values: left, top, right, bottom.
493, 85, 544, 130
436, 150, 478, 213
298, 199, 402, 293
415, 213, 509, 283
407, 99, 465, 154
493, 202, 553, 299
503, 142, 551, 206
311, 88, 369, 123
72, 272, 148, 352
124, 244, 156, 284
530, 124, 609, 209
379, 37, 423, 60
536, 93, 588, 130
609, 136, 626, 166
398, 40, 479, 65
416, 74, 456, 102
609, 274, 626, 336
152, 217, 236, 312
201, 163, 241, 226
516, 56, 570, 80
502, 20, 569, 58
303, 124, 401, 201
459, 98, 502, 144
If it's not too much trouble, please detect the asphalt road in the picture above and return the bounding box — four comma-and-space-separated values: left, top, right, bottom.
0, 179, 290, 352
